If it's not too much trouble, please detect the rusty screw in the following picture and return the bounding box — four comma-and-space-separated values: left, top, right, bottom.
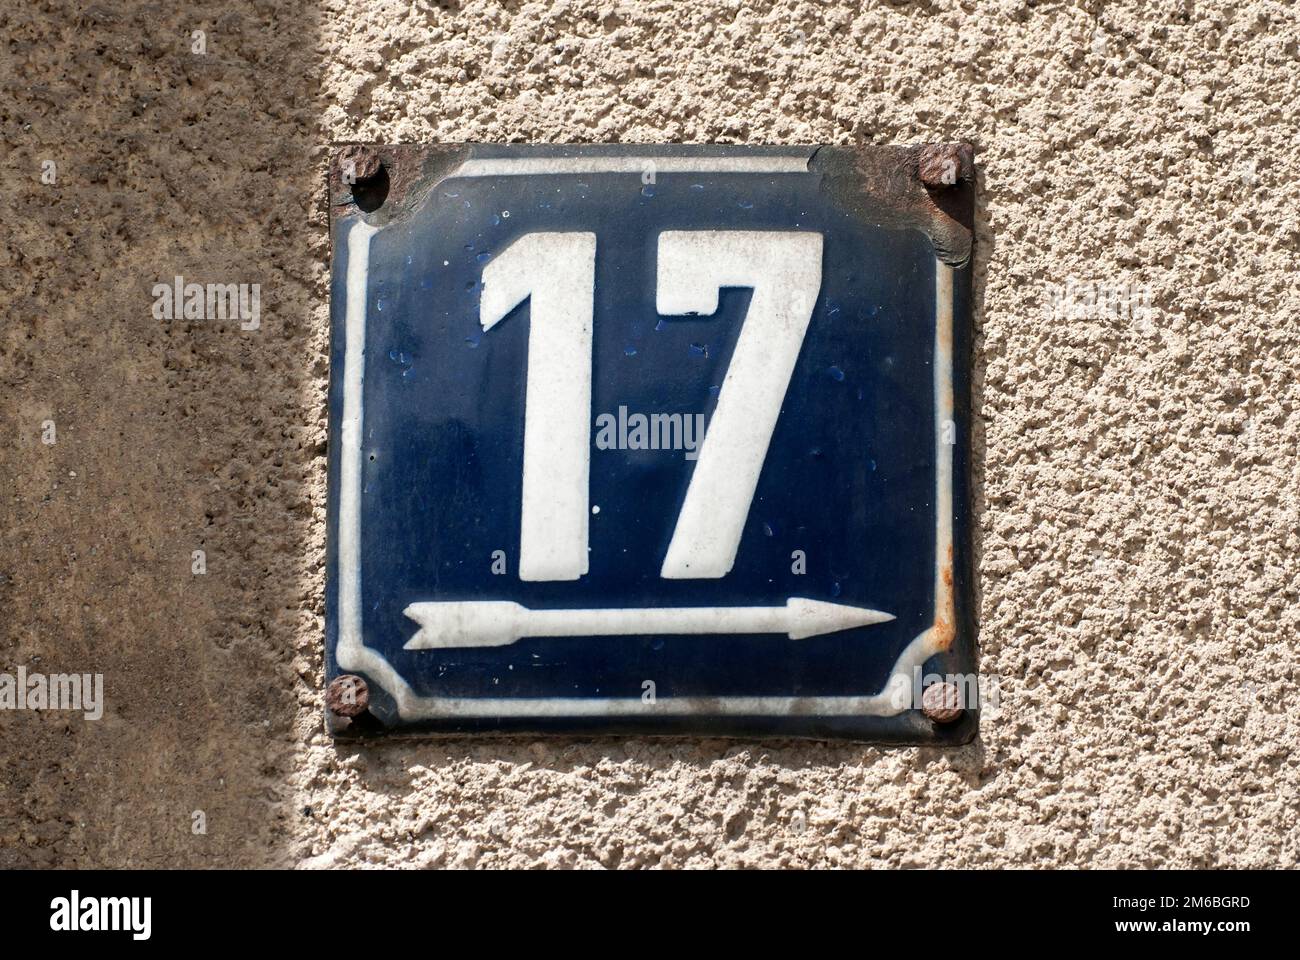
326, 674, 370, 718
921, 681, 964, 724
917, 142, 974, 189
336, 144, 381, 186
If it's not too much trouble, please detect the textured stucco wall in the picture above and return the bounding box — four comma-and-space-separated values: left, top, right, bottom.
2, 0, 1298, 868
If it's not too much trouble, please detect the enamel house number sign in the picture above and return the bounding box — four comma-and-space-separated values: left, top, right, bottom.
326, 144, 975, 742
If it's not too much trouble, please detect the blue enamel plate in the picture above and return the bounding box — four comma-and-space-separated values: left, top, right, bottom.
326, 144, 976, 742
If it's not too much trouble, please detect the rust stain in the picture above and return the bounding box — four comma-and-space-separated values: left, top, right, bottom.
330, 143, 472, 223
813, 142, 975, 267
937, 304, 953, 352
932, 614, 955, 651
932, 544, 956, 650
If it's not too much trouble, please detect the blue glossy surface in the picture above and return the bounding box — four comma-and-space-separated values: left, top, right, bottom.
327, 146, 973, 740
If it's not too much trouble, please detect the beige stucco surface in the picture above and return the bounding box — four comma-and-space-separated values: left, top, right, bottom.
2, 0, 1298, 868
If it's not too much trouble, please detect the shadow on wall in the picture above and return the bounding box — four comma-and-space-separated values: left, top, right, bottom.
0, 1, 325, 867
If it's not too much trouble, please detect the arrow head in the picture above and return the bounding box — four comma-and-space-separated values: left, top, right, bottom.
785, 598, 895, 640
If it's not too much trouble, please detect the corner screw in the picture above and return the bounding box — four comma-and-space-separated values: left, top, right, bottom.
921, 681, 963, 724
335, 145, 381, 184
917, 142, 974, 188
326, 674, 370, 718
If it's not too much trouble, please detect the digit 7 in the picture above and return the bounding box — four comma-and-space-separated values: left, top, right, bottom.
656, 231, 823, 578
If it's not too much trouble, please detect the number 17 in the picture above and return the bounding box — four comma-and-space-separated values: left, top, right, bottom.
480, 230, 823, 582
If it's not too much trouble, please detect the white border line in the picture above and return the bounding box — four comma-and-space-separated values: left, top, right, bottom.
933, 261, 956, 636
337, 220, 375, 652
453, 156, 810, 178
335, 216, 956, 720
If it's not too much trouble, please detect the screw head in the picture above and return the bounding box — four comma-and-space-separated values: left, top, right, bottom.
921, 681, 963, 724
916, 142, 974, 188
335, 145, 382, 185
326, 674, 370, 717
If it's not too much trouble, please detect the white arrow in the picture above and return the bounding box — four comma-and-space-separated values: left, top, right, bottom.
403, 598, 895, 649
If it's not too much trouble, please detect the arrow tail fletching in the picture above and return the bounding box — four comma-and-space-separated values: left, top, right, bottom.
404, 601, 526, 649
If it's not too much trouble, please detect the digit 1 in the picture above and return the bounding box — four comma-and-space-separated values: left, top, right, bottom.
481, 232, 597, 581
